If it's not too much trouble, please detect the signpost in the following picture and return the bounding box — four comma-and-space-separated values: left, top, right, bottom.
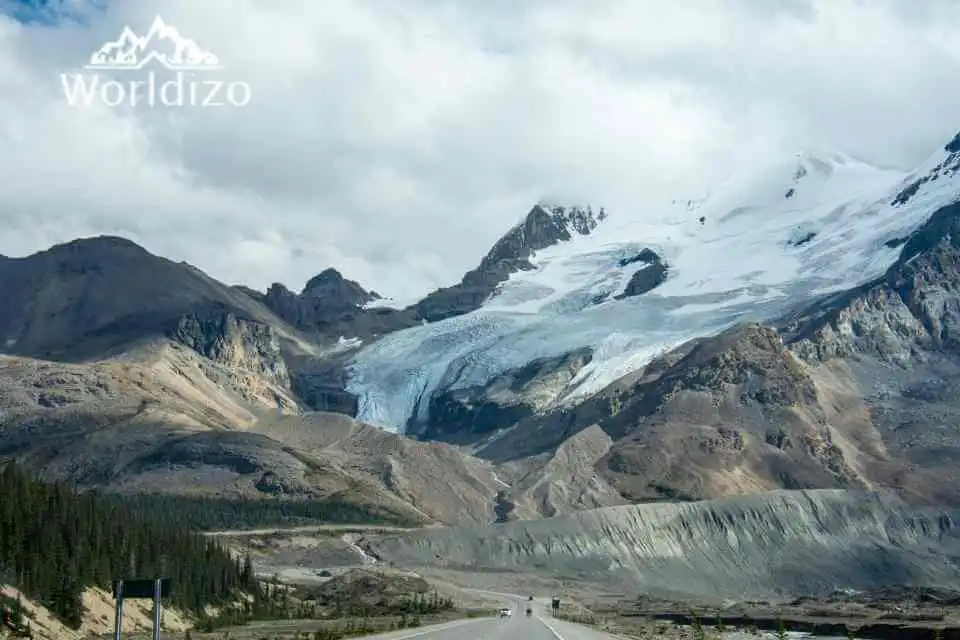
551, 595, 560, 615
112, 579, 170, 640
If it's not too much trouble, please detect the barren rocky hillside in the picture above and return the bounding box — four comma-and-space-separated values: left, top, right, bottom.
363, 489, 960, 599
0, 344, 520, 525
414, 199, 960, 512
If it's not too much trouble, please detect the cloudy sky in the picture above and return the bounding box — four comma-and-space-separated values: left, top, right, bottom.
0, 0, 958, 300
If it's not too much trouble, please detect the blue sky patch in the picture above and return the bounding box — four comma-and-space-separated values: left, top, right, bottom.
0, 0, 106, 26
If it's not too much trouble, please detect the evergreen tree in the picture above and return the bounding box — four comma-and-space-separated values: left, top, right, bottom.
0, 463, 267, 629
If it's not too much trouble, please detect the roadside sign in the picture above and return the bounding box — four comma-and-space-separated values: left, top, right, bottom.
112, 578, 170, 640
113, 578, 171, 599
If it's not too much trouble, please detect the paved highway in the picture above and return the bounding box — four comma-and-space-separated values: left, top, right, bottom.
363, 597, 622, 640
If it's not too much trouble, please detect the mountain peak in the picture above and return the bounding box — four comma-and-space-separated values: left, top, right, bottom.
479, 203, 606, 273
529, 202, 607, 237
946, 131, 960, 154
300, 268, 379, 304
51, 234, 146, 252
408, 202, 611, 323
9, 235, 156, 264
266, 282, 293, 297
303, 267, 345, 292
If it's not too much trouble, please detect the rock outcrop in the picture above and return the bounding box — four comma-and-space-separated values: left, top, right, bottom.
415, 347, 593, 441
243, 270, 416, 341
170, 309, 290, 389
168, 308, 297, 411
891, 138, 960, 207
287, 349, 362, 415
412, 204, 606, 322
615, 248, 669, 299
784, 201, 960, 362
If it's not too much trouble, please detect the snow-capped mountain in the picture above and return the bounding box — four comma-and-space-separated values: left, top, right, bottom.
347, 139, 960, 433
7, 132, 960, 521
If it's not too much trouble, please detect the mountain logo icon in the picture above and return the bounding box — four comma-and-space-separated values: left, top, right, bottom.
84, 16, 221, 71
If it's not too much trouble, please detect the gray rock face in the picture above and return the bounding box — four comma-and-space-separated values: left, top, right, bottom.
169, 308, 291, 390
245, 272, 415, 341
287, 350, 360, 415
946, 131, 960, 154
415, 347, 593, 442
783, 201, 960, 361
364, 489, 960, 599
412, 204, 605, 322
891, 139, 960, 207
572, 324, 865, 502
303, 268, 381, 306
614, 248, 669, 299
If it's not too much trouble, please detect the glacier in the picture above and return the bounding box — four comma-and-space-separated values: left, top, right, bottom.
347, 145, 960, 433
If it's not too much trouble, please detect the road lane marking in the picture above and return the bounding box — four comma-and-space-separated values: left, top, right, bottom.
377, 617, 488, 640
538, 615, 568, 640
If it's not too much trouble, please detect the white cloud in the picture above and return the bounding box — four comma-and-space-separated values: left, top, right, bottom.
0, 0, 958, 299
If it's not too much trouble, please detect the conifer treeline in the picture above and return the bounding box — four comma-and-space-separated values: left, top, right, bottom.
0, 463, 261, 629
92, 492, 419, 531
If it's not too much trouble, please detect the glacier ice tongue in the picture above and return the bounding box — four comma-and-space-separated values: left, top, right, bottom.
348, 148, 960, 432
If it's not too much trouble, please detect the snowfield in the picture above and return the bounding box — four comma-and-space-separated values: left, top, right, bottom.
348, 144, 960, 432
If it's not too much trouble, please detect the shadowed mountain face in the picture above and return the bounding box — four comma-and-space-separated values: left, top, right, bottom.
240, 268, 416, 343
0, 236, 296, 361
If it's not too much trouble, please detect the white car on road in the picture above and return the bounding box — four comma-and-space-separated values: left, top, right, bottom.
498, 608, 512, 617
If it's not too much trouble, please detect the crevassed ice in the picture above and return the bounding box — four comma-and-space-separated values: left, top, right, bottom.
348, 148, 960, 432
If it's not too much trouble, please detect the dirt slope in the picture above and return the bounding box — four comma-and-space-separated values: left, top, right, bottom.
363, 489, 960, 600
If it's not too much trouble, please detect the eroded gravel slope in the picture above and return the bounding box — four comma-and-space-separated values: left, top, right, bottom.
364, 489, 960, 599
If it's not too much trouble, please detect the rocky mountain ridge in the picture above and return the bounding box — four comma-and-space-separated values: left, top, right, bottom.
0, 203, 620, 524
235, 203, 609, 340
2, 134, 960, 525
413, 193, 960, 511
